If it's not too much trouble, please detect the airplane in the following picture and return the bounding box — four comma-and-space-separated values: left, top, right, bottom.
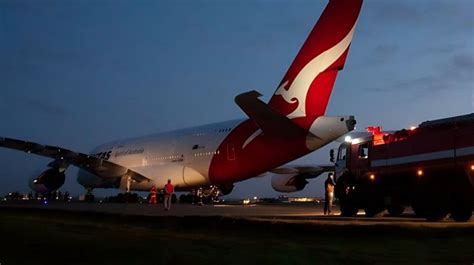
0, 0, 363, 199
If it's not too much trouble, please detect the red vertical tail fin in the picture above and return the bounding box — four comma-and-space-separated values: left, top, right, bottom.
268, 0, 363, 130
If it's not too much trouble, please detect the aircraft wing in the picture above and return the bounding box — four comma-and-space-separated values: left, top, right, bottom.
270, 164, 334, 177
269, 164, 334, 192
0, 137, 151, 183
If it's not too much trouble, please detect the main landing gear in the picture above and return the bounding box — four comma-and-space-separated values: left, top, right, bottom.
84, 188, 95, 202
179, 185, 232, 205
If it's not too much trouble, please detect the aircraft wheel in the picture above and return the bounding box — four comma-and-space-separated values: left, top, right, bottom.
85, 194, 95, 202
179, 194, 190, 203
85, 189, 95, 203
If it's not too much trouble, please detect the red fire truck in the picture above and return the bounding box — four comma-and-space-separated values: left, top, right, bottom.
332, 113, 474, 221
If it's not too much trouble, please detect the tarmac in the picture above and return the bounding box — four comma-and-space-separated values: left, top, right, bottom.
1, 200, 473, 228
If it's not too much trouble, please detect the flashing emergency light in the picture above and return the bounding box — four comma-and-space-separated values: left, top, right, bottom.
367, 126, 382, 135
367, 126, 386, 145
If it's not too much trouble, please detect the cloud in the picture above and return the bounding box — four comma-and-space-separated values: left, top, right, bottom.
452, 54, 474, 70
370, 2, 421, 25
23, 97, 70, 117
0, 94, 69, 118
366, 44, 400, 65
369, 1, 472, 28
366, 52, 474, 93
416, 44, 463, 58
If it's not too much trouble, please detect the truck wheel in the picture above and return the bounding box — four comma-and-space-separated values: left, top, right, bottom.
413, 200, 448, 221
449, 183, 473, 222
364, 207, 384, 217
340, 199, 358, 217
336, 176, 358, 217
413, 174, 449, 221
412, 203, 428, 218
426, 209, 449, 221
451, 204, 472, 222
387, 205, 405, 217
364, 197, 385, 217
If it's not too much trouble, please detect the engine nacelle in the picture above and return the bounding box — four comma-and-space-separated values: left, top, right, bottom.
218, 183, 234, 195
29, 168, 66, 194
271, 173, 309, 193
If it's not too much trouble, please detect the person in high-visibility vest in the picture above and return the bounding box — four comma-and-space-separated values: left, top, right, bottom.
324, 173, 335, 215
163, 179, 174, 210
149, 186, 157, 204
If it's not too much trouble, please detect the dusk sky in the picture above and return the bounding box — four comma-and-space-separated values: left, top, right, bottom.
1, 0, 473, 199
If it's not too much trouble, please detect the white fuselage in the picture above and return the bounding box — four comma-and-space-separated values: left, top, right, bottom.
77, 115, 354, 192
77, 119, 240, 191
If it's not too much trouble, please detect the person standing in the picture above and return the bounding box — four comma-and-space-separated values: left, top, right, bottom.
164, 179, 174, 210
126, 175, 132, 193
324, 173, 335, 215
149, 186, 157, 204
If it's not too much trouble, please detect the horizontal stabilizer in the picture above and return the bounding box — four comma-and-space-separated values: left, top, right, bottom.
235, 90, 308, 138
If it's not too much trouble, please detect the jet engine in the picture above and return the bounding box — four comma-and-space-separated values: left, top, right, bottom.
218, 183, 234, 195
29, 168, 65, 194
271, 173, 309, 193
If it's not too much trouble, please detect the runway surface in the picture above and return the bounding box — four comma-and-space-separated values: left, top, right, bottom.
1, 200, 473, 228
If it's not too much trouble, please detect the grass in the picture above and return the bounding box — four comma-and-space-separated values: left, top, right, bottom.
0, 208, 473, 265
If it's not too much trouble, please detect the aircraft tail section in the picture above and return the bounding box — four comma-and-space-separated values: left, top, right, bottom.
268, 0, 363, 130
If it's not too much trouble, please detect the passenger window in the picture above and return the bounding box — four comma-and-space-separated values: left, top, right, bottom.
337, 146, 347, 161
358, 143, 369, 159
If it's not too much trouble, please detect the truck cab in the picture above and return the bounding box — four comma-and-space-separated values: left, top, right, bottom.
334, 134, 373, 181
331, 115, 474, 222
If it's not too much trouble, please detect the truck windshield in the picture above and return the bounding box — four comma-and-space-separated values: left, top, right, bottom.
337, 145, 348, 161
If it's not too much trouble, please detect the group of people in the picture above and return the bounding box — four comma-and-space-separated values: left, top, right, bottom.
148, 179, 175, 210
146, 173, 336, 214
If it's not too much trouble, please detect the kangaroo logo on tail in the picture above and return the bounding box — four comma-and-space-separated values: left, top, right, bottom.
275, 23, 358, 119
269, 0, 363, 129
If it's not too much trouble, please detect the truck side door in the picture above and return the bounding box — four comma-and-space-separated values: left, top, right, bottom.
352, 142, 370, 177
335, 143, 350, 179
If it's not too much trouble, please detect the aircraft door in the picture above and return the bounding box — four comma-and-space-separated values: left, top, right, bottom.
227, 144, 236, 161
